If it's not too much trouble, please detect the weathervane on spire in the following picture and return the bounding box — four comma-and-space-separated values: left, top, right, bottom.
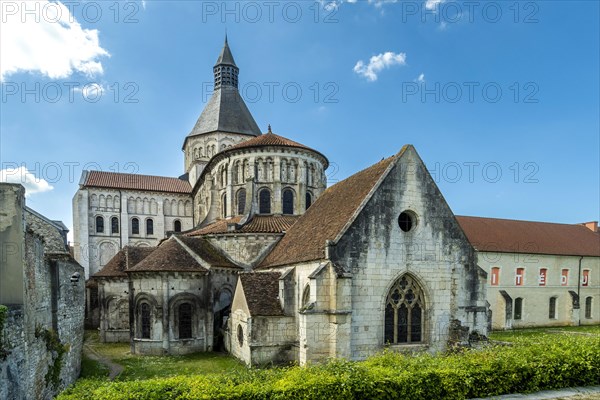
268, 124, 272, 133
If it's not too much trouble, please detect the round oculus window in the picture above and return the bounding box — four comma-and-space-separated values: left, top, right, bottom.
398, 211, 416, 232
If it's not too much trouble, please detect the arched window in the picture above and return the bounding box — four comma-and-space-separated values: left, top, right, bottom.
96, 216, 104, 233
131, 218, 140, 235
259, 189, 271, 214
140, 303, 151, 339
514, 298, 523, 320
178, 303, 193, 339
282, 189, 294, 215
384, 275, 425, 344
222, 194, 227, 218
302, 285, 311, 308
146, 219, 154, 235
237, 189, 246, 215
305, 192, 312, 210
585, 297, 593, 319
111, 217, 119, 234
174, 220, 182, 233
549, 297, 557, 319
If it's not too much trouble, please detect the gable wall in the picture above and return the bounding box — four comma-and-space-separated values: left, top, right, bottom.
332, 148, 485, 360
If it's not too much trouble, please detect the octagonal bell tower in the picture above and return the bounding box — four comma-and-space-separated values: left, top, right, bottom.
183, 36, 261, 187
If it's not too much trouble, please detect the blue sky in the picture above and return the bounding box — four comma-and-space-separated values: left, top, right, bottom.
1, 0, 599, 241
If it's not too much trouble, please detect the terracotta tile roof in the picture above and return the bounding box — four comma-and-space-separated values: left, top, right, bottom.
456, 216, 600, 257
239, 272, 284, 316
187, 215, 299, 236
176, 235, 238, 268
225, 132, 328, 167
82, 170, 191, 194
127, 238, 208, 273
94, 246, 155, 278
260, 154, 397, 268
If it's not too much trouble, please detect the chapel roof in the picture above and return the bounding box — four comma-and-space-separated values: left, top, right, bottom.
456, 216, 600, 257
126, 235, 238, 273
127, 238, 209, 273
176, 235, 240, 268
239, 272, 284, 316
81, 170, 191, 194
94, 246, 156, 278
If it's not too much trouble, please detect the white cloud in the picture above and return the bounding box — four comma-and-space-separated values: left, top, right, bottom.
353, 52, 407, 82
425, 0, 445, 11
0, 1, 109, 81
417, 73, 425, 83
0, 166, 54, 196
320, 0, 396, 10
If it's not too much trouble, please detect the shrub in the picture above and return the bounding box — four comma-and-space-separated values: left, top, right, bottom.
57, 333, 600, 400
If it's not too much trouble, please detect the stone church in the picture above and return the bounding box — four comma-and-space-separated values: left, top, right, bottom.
78, 37, 490, 364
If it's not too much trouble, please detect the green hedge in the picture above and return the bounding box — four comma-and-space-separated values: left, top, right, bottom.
58, 334, 600, 400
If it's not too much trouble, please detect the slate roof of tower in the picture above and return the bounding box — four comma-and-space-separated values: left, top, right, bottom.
215, 36, 236, 66
187, 215, 300, 236
94, 246, 156, 278
82, 170, 191, 194
260, 151, 400, 268
456, 216, 600, 257
187, 86, 261, 138
239, 272, 284, 316
127, 238, 209, 273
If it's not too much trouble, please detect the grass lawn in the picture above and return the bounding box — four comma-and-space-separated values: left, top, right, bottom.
489, 324, 600, 342
81, 330, 245, 381
79, 354, 109, 379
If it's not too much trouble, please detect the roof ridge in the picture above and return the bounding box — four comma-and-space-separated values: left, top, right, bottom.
172, 235, 210, 269
456, 215, 596, 228
332, 151, 403, 244
86, 170, 186, 180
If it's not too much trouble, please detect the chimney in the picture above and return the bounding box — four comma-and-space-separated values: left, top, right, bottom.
581, 221, 598, 232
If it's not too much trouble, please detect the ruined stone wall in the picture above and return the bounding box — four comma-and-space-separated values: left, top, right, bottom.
0, 184, 85, 400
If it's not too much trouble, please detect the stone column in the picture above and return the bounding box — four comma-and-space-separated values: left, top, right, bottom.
162, 275, 170, 354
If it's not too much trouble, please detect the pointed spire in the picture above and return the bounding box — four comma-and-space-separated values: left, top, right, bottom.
215, 34, 236, 67
267, 124, 272, 134
213, 35, 239, 90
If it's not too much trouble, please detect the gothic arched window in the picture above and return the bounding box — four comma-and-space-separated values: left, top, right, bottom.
146, 219, 154, 235
131, 218, 139, 235
111, 217, 119, 234
237, 189, 246, 215
282, 189, 294, 215
384, 275, 425, 344
173, 220, 181, 233
178, 303, 193, 339
259, 189, 271, 214
140, 303, 151, 339
96, 216, 104, 233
